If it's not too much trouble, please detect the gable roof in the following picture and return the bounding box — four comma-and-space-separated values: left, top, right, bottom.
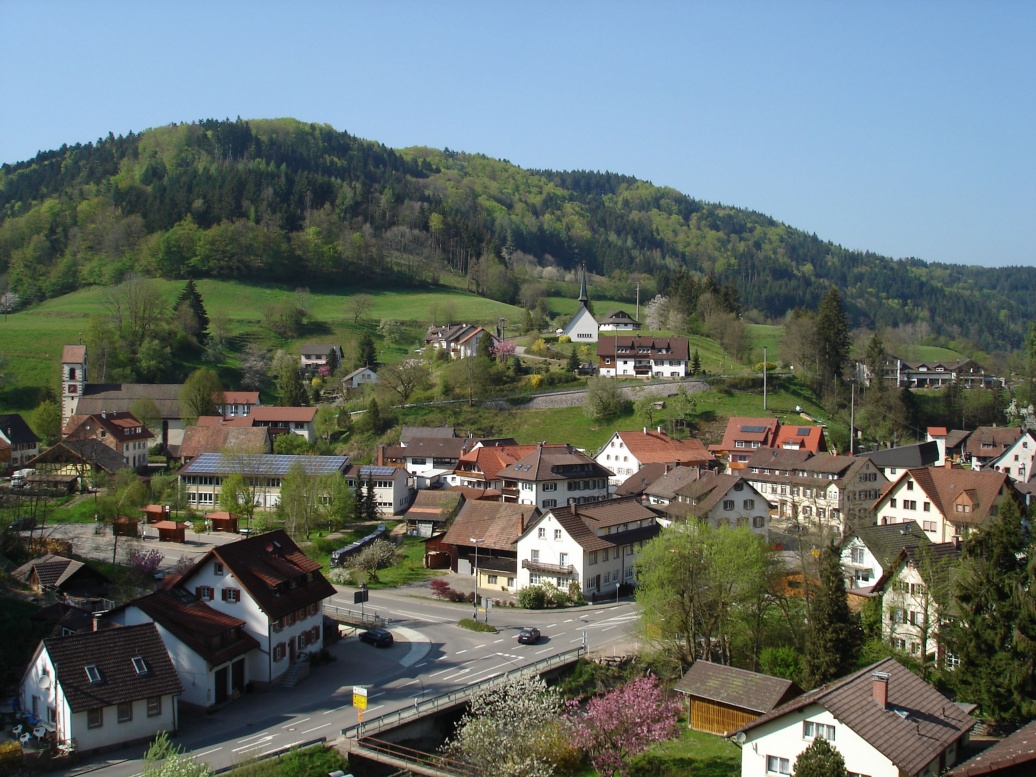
614, 462, 672, 498
401, 426, 456, 444
596, 335, 690, 361
965, 426, 1024, 458
858, 441, 941, 469
737, 658, 974, 776
406, 490, 463, 521
872, 541, 963, 603
772, 424, 827, 453
0, 413, 40, 446
247, 406, 317, 423
506, 444, 613, 482
528, 497, 659, 552
12, 554, 107, 590
77, 383, 184, 420
184, 530, 335, 621
63, 411, 154, 444
846, 521, 932, 570
455, 444, 539, 481
442, 501, 536, 550
29, 439, 128, 473
42, 623, 183, 712
299, 344, 340, 356
673, 661, 800, 715
62, 345, 87, 363
947, 719, 1036, 776
609, 430, 714, 467
597, 310, 640, 325
672, 471, 757, 516
178, 425, 271, 461
399, 437, 472, 459
886, 467, 1014, 526
220, 391, 260, 405
713, 417, 781, 451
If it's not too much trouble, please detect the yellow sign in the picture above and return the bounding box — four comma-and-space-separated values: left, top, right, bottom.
353, 686, 368, 710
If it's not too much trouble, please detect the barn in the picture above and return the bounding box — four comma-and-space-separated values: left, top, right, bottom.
672, 661, 801, 736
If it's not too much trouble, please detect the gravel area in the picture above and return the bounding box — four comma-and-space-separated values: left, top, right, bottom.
488, 379, 710, 410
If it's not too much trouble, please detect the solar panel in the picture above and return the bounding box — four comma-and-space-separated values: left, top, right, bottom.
797, 427, 812, 435
741, 425, 767, 434
358, 466, 398, 477
184, 453, 349, 476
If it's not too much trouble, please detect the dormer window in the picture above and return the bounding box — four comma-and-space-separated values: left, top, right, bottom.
131, 656, 150, 675
85, 665, 102, 684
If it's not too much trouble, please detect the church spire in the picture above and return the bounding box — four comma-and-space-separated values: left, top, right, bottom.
578, 262, 588, 306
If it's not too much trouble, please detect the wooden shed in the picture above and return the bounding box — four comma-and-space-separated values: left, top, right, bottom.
672, 661, 801, 736
204, 510, 239, 533
153, 520, 187, 543
111, 516, 140, 537
142, 504, 170, 523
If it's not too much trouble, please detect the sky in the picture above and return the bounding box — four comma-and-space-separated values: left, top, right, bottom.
3, 1, 1034, 268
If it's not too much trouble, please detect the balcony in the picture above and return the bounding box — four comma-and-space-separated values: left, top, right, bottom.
522, 559, 575, 575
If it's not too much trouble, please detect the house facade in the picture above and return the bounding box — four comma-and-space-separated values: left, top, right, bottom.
178, 453, 350, 510
217, 391, 260, 418
20, 623, 182, 753
595, 428, 714, 489
344, 464, 414, 516
597, 309, 640, 332
379, 434, 475, 488
441, 501, 536, 592
839, 521, 931, 590
655, 472, 770, 539
986, 430, 1036, 483
424, 324, 500, 359
515, 497, 659, 597
341, 366, 378, 390
0, 413, 40, 469
597, 336, 689, 378
506, 443, 613, 511
299, 344, 342, 372
63, 411, 153, 470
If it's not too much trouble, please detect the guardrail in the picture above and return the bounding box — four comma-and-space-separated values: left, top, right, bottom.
211, 737, 326, 774
341, 645, 586, 740
322, 602, 386, 629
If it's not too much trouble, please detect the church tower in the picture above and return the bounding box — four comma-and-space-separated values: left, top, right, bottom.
61, 344, 88, 430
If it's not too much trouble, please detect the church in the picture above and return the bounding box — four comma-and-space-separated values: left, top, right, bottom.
61, 345, 189, 451
561, 266, 639, 343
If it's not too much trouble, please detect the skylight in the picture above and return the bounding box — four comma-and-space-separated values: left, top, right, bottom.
85, 665, 102, 684
131, 656, 150, 675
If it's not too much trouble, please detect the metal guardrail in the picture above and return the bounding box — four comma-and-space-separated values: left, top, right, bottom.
352, 737, 477, 777
322, 602, 387, 629
340, 645, 586, 740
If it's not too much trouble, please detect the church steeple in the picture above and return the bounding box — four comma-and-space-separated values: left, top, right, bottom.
578, 262, 588, 307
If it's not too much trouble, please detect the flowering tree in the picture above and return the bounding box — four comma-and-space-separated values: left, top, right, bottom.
0, 291, 20, 321
128, 546, 165, 583
492, 339, 517, 362
567, 675, 681, 777
142, 731, 212, 777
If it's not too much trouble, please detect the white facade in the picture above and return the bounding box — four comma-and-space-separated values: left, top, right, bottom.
563, 306, 599, 343
988, 431, 1036, 483
342, 367, 378, 390
840, 535, 883, 588
598, 355, 687, 379
515, 476, 609, 512
881, 563, 943, 659
346, 467, 414, 515
874, 475, 952, 543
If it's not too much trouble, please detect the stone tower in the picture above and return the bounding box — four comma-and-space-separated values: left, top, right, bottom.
61, 344, 88, 430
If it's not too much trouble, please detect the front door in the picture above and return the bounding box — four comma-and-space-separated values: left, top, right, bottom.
289, 636, 296, 664
594, 574, 600, 592
231, 658, 245, 697
214, 666, 229, 705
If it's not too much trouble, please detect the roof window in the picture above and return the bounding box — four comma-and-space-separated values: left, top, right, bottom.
132, 656, 150, 675
85, 665, 102, 684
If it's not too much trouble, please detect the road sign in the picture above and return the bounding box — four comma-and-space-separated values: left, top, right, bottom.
353, 589, 369, 604
353, 686, 368, 710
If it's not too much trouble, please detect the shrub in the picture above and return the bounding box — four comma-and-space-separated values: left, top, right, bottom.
517, 585, 548, 609
458, 618, 497, 633
430, 578, 454, 600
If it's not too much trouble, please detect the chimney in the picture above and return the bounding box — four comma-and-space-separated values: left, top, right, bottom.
872, 671, 890, 709
657, 426, 662, 434
101, 409, 107, 419
519, 513, 525, 533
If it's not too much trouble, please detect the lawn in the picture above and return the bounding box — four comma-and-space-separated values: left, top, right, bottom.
624, 723, 741, 777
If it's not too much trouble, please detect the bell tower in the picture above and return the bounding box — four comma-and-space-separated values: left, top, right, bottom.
61, 344, 88, 431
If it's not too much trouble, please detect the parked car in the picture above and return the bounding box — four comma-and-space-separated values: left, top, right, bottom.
9, 517, 36, 531
358, 628, 393, 647
517, 627, 541, 644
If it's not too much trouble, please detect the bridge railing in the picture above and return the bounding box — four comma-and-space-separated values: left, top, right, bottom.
340, 645, 586, 740
323, 602, 387, 629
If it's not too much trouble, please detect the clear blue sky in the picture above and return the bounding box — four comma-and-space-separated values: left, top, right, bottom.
3, 1, 1033, 267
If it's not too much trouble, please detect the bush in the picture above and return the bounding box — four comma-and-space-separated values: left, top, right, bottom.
517, 585, 548, 609
430, 578, 454, 600
328, 568, 356, 585
458, 618, 497, 633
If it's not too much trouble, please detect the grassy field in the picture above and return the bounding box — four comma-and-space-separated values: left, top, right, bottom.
624, 723, 740, 777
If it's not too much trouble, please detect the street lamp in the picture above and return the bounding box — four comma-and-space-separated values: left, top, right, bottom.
470, 537, 484, 620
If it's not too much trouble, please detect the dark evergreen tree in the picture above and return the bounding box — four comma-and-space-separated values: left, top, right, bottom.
814, 287, 851, 392
174, 279, 209, 342
279, 367, 308, 407
691, 349, 701, 374
567, 347, 580, 372
476, 330, 493, 360
364, 396, 383, 434
352, 477, 365, 523
325, 346, 340, 375
356, 333, 377, 369
804, 544, 862, 688
863, 333, 887, 393
363, 475, 378, 522
793, 737, 847, 777
947, 498, 1032, 723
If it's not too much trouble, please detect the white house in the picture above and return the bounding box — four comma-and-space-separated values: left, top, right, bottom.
987, 429, 1036, 483
505, 443, 613, 511
655, 472, 770, 540
299, 344, 343, 372
344, 464, 414, 516
103, 588, 259, 711
0, 413, 40, 469
839, 520, 930, 590
595, 428, 714, 489
20, 623, 182, 753
515, 497, 659, 598
379, 435, 474, 489
176, 530, 335, 688
735, 658, 974, 777
597, 310, 640, 332
597, 336, 689, 378
341, 366, 378, 391
562, 267, 599, 343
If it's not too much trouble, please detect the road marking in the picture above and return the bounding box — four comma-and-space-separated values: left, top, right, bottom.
546, 623, 557, 628
323, 702, 354, 715
493, 638, 504, 643
416, 662, 429, 667
370, 692, 385, 699
455, 649, 468, 655
442, 668, 472, 681
564, 618, 574, 623
233, 735, 277, 753
466, 670, 502, 684
602, 625, 619, 632
391, 609, 455, 624
535, 647, 552, 654
398, 679, 420, 688
571, 637, 584, 643
474, 644, 486, 649
262, 741, 299, 757
366, 705, 385, 713
301, 723, 331, 735
237, 731, 273, 744
195, 748, 222, 757
283, 718, 309, 728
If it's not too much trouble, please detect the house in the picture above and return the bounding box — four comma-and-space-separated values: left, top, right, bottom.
858, 441, 941, 480
597, 336, 689, 378
61, 344, 189, 450
344, 464, 414, 516
340, 366, 378, 390
401, 426, 457, 444
654, 471, 770, 539
614, 462, 705, 501
597, 309, 640, 332
595, 428, 714, 489
103, 587, 259, 710
12, 554, 110, 600
217, 391, 260, 418
872, 541, 962, 661
840, 520, 931, 590
0, 413, 40, 469
887, 358, 1002, 390
441, 501, 537, 592
177, 424, 271, 464
926, 427, 972, 466
379, 434, 477, 489
986, 429, 1036, 483
562, 265, 599, 343
27, 439, 129, 490
734, 657, 975, 777
743, 450, 887, 534
672, 662, 800, 736
504, 443, 613, 511
240, 406, 317, 443
62, 411, 154, 470
178, 452, 350, 510
515, 496, 659, 597
709, 417, 781, 471
424, 324, 500, 359
965, 426, 1024, 470
299, 344, 342, 373
175, 530, 335, 687
404, 490, 463, 538
20, 623, 183, 753
873, 466, 1019, 543
445, 441, 537, 497
947, 719, 1036, 776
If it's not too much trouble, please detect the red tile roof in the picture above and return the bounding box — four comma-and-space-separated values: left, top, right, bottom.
714, 417, 780, 451
611, 430, 715, 466
62, 345, 87, 363
248, 406, 317, 423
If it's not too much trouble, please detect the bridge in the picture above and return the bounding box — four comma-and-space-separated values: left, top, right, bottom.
338, 646, 586, 776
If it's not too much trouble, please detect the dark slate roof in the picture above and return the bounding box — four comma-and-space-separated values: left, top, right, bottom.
77, 383, 184, 420
947, 719, 1036, 776
43, 623, 183, 712
845, 521, 931, 570
596, 335, 690, 361
0, 413, 40, 445
12, 554, 109, 590
529, 497, 659, 553
401, 426, 456, 444
859, 442, 941, 469
672, 661, 800, 714
506, 444, 612, 482
614, 463, 671, 498
30, 439, 128, 473
185, 530, 335, 621
873, 542, 963, 607
736, 658, 975, 776
399, 437, 472, 459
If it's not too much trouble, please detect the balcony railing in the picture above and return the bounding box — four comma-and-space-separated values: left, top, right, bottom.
522, 559, 575, 574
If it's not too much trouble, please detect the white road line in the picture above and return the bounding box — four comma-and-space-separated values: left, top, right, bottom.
262, 741, 299, 756
602, 625, 619, 632
571, 637, 584, 643
535, 647, 552, 654
391, 609, 455, 624
546, 623, 557, 628
370, 692, 385, 699
283, 717, 310, 728
466, 670, 502, 684
442, 668, 472, 681
493, 638, 504, 643
301, 723, 331, 735
366, 705, 385, 713
474, 644, 486, 649
323, 702, 353, 715
455, 649, 468, 654
195, 748, 222, 758
398, 679, 419, 688
564, 618, 574, 623
416, 661, 429, 667
236, 731, 273, 744
233, 734, 277, 752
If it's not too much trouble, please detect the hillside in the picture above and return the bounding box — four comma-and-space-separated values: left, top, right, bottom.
2, 117, 1034, 351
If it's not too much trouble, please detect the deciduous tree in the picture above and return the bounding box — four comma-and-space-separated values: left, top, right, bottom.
793, 737, 846, 777
178, 369, 224, 425
347, 294, 374, 323
584, 377, 628, 422
353, 539, 398, 582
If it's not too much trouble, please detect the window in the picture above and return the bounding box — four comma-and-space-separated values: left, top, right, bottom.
766, 755, 790, 775
411, 457, 427, 465
554, 529, 562, 541
196, 586, 214, 601
147, 697, 162, 717
214, 561, 224, 576
907, 480, 914, 490
222, 588, 241, 603
890, 498, 897, 508
531, 549, 540, 562
891, 608, 906, 623
131, 656, 150, 675
87, 708, 103, 728
543, 482, 557, 491
851, 547, 865, 564
923, 501, 930, 512
743, 499, 755, 509
85, 665, 102, 684
723, 500, 734, 510
803, 721, 836, 740
753, 515, 765, 528
589, 551, 598, 565
543, 499, 557, 508
559, 553, 568, 566
537, 527, 546, 539
488, 575, 498, 585
117, 702, 132, 723
923, 521, 936, 532
904, 500, 917, 510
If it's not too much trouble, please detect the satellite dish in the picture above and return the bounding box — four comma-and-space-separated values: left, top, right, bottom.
735, 732, 747, 744
39, 676, 51, 690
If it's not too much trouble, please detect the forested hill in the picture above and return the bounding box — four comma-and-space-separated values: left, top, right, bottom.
1, 117, 1033, 349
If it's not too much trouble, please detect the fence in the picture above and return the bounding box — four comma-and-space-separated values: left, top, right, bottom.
322, 602, 387, 629
340, 645, 586, 740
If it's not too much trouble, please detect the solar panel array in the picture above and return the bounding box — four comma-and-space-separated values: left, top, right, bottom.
797, 427, 812, 435
356, 465, 399, 477
184, 453, 349, 476
741, 425, 768, 434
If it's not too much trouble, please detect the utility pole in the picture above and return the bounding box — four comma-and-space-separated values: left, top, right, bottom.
763, 346, 768, 411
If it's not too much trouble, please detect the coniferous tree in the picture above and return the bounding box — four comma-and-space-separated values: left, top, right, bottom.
325, 346, 340, 375
174, 280, 209, 342
814, 286, 851, 392
793, 737, 847, 777
691, 349, 701, 374
804, 544, 862, 687
363, 475, 378, 522
476, 330, 493, 360
567, 347, 580, 372
356, 333, 377, 369
352, 476, 365, 523
279, 367, 308, 407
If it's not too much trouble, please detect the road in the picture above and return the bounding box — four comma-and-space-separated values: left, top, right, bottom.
67, 587, 641, 776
